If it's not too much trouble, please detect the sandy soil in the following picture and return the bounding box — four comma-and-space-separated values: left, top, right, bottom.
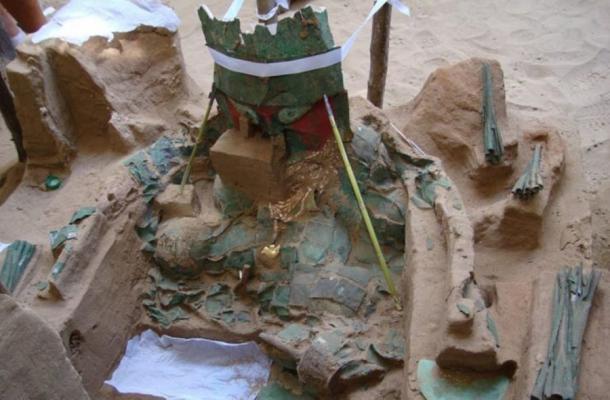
0, 118, 16, 174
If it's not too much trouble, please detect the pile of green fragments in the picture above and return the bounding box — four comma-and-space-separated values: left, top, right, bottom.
132, 123, 439, 395
127, 5, 472, 396
46, 207, 97, 282
124, 136, 191, 203
142, 124, 410, 323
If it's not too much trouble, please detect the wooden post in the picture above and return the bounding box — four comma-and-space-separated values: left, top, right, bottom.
367, 2, 392, 108
257, 0, 277, 24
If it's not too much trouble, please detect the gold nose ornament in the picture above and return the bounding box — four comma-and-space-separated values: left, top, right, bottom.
261, 244, 280, 259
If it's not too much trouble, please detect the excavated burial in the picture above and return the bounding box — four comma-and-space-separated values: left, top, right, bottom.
0, 2, 606, 400
109, 116, 414, 398
0, 95, 512, 399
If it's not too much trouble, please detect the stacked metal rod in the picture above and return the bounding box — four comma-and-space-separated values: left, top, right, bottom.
531, 266, 601, 400
512, 144, 543, 199
482, 63, 504, 164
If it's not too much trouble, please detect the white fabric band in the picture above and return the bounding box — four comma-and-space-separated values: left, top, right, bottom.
257, 5, 280, 21
277, 0, 290, 10
223, 0, 245, 20
208, 46, 342, 77
224, 0, 291, 21
207, 0, 410, 77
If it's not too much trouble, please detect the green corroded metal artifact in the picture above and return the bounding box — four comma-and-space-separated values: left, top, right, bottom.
45, 175, 62, 191
482, 63, 503, 165
124, 136, 188, 203
257, 382, 314, 400
198, 6, 351, 152
512, 143, 543, 199
0, 240, 36, 293
531, 266, 601, 400
69, 207, 96, 224
417, 359, 509, 400
49, 224, 78, 251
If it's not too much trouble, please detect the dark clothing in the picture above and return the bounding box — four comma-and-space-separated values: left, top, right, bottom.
0, 22, 24, 162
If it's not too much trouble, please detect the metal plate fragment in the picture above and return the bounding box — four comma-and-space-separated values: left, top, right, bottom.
49, 225, 78, 251
69, 207, 96, 224
417, 359, 509, 400
0, 241, 36, 293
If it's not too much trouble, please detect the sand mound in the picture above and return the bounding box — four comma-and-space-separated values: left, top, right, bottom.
387, 57, 607, 400
0, 294, 90, 399
7, 27, 201, 167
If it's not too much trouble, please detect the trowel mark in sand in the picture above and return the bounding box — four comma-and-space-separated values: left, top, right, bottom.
449, 19, 490, 42
563, 49, 610, 100
423, 57, 451, 69
464, 37, 504, 56
513, 61, 553, 80
576, 98, 610, 149
504, 0, 538, 17
508, 29, 537, 43
516, 34, 597, 63
418, 49, 466, 71
414, 30, 441, 50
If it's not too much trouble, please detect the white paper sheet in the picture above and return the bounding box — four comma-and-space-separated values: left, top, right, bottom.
32, 0, 180, 45
105, 330, 271, 400
0, 242, 9, 253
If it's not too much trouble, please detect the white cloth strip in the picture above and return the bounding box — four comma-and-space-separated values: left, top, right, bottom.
277, 0, 291, 10
205, 0, 410, 77
223, 0, 245, 20
208, 46, 343, 77
341, 0, 409, 59
390, 122, 427, 156
257, 5, 280, 21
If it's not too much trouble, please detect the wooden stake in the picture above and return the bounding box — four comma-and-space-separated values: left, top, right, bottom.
367, 2, 392, 108
180, 88, 216, 193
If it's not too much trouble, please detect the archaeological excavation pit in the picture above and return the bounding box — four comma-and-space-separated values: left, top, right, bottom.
0, 1, 607, 400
